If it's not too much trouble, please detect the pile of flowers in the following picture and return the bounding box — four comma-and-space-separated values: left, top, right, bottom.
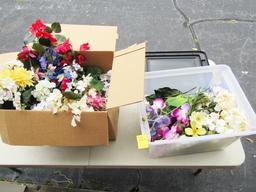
0, 19, 111, 127
144, 86, 248, 141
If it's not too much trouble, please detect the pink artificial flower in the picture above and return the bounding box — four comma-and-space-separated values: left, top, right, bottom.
34, 68, 46, 81
80, 43, 90, 52
171, 103, 190, 125
88, 95, 105, 110
17, 46, 38, 62
162, 124, 180, 140
151, 98, 166, 110
55, 39, 72, 54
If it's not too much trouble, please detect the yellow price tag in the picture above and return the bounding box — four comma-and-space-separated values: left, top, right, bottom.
136, 135, 149, 149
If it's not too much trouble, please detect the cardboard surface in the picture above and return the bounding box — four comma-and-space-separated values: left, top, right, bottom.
0, 110, 109, 146
61, 24, 118, 51
107, 43, 146, 109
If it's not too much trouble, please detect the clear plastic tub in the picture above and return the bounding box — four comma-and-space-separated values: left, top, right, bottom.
139, 65, 256, 158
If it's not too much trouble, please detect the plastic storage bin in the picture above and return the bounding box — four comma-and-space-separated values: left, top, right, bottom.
139, 65, 256, 158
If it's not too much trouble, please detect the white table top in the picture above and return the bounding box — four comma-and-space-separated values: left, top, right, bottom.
0, 104, 245, 168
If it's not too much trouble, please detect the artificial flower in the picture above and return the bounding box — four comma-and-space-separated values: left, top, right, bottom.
29, 19, 46, 38
171, 103, 190, 125
88, 95, 105, 110
76, 54, 86, 65
162, 124, 180, 140
189, 111, 208, 129
55, 39, 72, 54
185, 121, 207, 137
17, 46, 37, 62
31, 79, 56, 101
60, 77, 71, 92
80, 43, 90, 52
151, 98, 166, 110
0, 68, 34, 89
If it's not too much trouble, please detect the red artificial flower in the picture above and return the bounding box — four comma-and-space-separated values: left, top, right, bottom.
59, 53, 73, 66
66, 52, 73, 62
29, 19, 46, 38
40, 31, 57, 45
29, 19, 56, 45
80, 43, 90, 52
55, 39, 72, 54
17, 46, 37, 62
76, 54, 86, 65
60, 77, 71, 92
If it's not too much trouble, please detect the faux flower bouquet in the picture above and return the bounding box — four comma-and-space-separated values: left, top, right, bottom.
0, 19, 111, 127
144, 86, 248, 142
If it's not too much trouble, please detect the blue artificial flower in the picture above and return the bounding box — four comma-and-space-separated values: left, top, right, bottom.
64, 71, 72, 79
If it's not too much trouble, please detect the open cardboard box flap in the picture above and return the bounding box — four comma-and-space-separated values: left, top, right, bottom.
107, 43, 146, 109
61, 24, 118, 51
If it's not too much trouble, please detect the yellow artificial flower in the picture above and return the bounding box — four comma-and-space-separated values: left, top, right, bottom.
185, 121, 207, 137
189, 111, 207, 128
0, 67, 34, 89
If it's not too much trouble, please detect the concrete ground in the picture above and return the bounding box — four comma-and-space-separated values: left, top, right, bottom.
0, 0, 256, 191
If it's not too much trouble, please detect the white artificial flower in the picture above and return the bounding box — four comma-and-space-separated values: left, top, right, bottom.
88, 88, 97, 98
100, 70, 111, 82
13, 92, 21, 110
31, 79, 56, 101
213, 87, 236, 111
0, 60, 23, 70
32, 101, 49, 111
0, 77, 17, 92
72, 62, 83, 71
45, 89, 63, 114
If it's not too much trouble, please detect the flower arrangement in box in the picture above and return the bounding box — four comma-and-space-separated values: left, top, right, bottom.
144, 86, 249, 141
0, 19, 111, 127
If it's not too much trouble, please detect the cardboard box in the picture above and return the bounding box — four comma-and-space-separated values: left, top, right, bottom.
0, 24, 145, 146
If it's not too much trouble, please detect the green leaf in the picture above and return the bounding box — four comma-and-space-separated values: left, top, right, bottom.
166, 95, 188, 107
21, 87, 35, 106
84, 65, 103, 79
23, 32, 35, 45
63, 91, 82, 100
39, 38, 51, 47
51, 22, 61, 33
44, 26, 53, 33
32, 43, 45, 54
55, 34, 66, 44
30, 58, 40, 68
146, 88, 183, 105
23, 61, 31, 70
154, 87, 182, 99
90, 78, 104, 91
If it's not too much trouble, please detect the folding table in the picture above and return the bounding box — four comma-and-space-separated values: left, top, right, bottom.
0, 24, 245, 170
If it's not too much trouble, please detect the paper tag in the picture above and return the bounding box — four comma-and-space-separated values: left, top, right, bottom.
136, 135, 149, 149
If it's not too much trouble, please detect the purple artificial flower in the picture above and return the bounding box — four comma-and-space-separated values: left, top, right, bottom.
146, 105, 158, 120
171, 103, 190, 125
153, 115, 171, 129
39, 56, 47, 70
151, 98, 166, 110
162, 124, 180, 140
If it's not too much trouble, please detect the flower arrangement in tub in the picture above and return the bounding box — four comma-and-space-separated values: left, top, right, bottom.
144, 86, 248, 141
0, 19, 111, 127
